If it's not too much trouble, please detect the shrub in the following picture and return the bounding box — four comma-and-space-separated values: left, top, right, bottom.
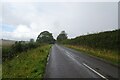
2, 41, 40, 61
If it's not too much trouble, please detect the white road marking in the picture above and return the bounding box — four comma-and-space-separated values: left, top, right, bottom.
57, 45, 109, 79
65, 50, 108, 80
65, 51, 82, 66
47, 54, 50, 64
65, 51, 75, 60
83, 63, 108, 80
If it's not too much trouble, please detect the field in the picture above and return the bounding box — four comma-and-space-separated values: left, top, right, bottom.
2, 39, 15, 46
2, 45, 51, 78
2, 39, 15, 59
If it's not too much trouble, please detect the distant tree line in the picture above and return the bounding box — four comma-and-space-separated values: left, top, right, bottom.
61, 29, 119, 51
36, 30, 68, 44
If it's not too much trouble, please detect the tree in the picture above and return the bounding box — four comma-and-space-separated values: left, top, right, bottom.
30, 38, 34, 43
36, 31, 55, 44
57, 31, 68, 42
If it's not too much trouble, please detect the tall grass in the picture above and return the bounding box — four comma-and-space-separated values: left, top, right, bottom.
2, 45, 51, 78
65, 45, 119, 66
0, 64, 2, 79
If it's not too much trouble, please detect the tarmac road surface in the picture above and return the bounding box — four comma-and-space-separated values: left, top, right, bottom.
45, 44, 119, 79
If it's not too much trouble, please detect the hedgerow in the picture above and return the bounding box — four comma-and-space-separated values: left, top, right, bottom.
61, 29, 119, 51
2, 41, 40, 61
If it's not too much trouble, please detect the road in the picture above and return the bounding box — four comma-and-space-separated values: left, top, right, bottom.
45, 44, 119, 79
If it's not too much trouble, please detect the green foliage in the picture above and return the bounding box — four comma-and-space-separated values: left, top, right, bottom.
2, 45, 51, 78
36, 31, 55, 44
0, 64, 1, 79
57, 31, 67, 42
2, 46, 11, 56
2, 41, 40, 61
62, 29, 119, 51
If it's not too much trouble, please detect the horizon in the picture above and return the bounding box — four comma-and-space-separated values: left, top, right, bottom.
1, 29, 119, 41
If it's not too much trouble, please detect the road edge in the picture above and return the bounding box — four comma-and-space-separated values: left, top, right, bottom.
61, 45, 119, 68
43, 45, 52, 78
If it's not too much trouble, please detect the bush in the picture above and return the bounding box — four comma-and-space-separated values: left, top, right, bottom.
2, 41, 40, 61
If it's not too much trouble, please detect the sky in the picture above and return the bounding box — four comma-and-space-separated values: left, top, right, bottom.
0, 0, 119, 41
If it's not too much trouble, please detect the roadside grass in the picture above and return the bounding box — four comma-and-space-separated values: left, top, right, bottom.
65, 45, 119, 66
2, 45, 51, 78
0, 64, 2, 79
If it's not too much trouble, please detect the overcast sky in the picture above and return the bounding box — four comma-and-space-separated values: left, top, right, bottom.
1, 0, 119, 41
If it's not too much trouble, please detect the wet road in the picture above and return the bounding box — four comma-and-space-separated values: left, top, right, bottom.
45, 44, 119, 79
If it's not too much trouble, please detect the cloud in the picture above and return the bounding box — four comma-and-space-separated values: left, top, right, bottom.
2, 24, 45, 41
15, 25, 30, 33
3, 25, 31, 41
1, 0, 119, 2
2, 2, 118, 41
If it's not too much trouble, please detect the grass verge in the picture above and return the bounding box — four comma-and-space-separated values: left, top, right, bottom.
0, 64, 2, 79
2, 45, 51, 78
65, 45, 119, 66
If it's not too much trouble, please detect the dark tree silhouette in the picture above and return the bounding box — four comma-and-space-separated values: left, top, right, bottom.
36, 31, 55, 44
57, 31, 68, 42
